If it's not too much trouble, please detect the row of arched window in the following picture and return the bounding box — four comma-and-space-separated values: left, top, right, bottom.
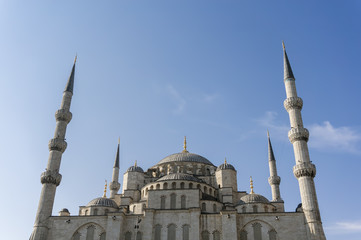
201, 230, 221, 240
154, 224, 191, 240
241, 205, 276, 213
143, 182, 217, 197
72, 225, 106, 240
160, 194, 186, 209
240, 223, 277, 240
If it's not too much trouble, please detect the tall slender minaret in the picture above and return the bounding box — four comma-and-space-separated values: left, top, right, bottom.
267, 131, 282, 202
109, 139, 121, 199
30, 58, 76, 240
282, 42, 326, 240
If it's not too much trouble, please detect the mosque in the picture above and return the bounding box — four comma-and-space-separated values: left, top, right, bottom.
30, 44, 326, 240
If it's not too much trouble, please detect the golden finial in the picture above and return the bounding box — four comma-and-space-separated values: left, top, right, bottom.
250, 176, 254, 194
224, 157, 227, 165
103, 180, 107, 198
282, 41, 285, 50
182, 136, 188, 153
134, 160, 137, 167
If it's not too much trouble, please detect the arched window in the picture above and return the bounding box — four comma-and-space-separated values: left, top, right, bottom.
209, 188, 212, 195
252, 222, 262, 240
181, 195, 186, 209
172, 182, 176, 189
202, 203, 206, 212
161, 196, 166, 209
201, 231, 210, 240
164, 183, 168, 189
268, 230, 277, 240
167, 224, 176, 240
93, 209, 98, 215
142, 204, 146, 211
156, 184, 160, 189
154, 225, 162, 240
183, 225, 190, 240
72, 232, 80, 240
213, 231, 221, 240
242, 206, 246, 213
253, 205, 258, 213
264, 206, 268, 212
197, 184, 201, 189
180, 182, 185, 189
86, 225, 95, 240
125, 231, 132, 240
100, 232, 106, 240
204, 186, 207, 193
213, 204, 217, 212
150, 185, 154, 190
84, 210, 88, 215
189, 183, 193, 189
240, 230, 247, 240
146, 188, 148, 195
136, 231, 143, 240
170, 193, 176, 209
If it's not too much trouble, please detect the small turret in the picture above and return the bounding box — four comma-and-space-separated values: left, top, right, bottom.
216, 158, 238, 204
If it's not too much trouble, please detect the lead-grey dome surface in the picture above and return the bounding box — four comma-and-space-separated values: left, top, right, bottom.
127, 165, 144, 173
157, 173, 203, 183
157, 152, 214, 166
87, 197, 118, 208
217, 163, 236, 171
238, 193, 270, 204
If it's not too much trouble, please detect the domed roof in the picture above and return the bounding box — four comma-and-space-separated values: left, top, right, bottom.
238, 193, 270, 205
87, 197, 118, 208
157, 173, 203, 182
157, 152, 214, 166
127, 161, 144, 173
217, 159, 235, 171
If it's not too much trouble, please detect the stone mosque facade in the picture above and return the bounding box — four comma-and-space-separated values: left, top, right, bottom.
30, 45, 327, 240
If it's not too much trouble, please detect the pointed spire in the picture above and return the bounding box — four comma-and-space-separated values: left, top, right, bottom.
282, 41, 295, 80
182, 136, 189, 153
114, 138, 120, 168
267, 131, 276, 161
64, 55, 77, 93
250, 176, 254, 194
103, 180, 107, 198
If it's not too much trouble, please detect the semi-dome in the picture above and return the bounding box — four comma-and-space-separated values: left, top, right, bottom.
157, 152, 214, 166
157, 173, 203, 182
238, 193, 270, 205
87, 197, 118, 208
217, 159, 235, 171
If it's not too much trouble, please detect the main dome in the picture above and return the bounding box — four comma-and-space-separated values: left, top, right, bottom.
157, 152, 214, 166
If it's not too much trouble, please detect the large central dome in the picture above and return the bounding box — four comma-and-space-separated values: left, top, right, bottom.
157, 151, 214, 166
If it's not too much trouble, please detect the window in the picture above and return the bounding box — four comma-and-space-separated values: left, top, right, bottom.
180, 182, 185, 189
136, 232, 143, 240
142, 204, 146, 211
213, 204, 217, 212
125, 231, 132, 240
167, 224, 176, 240
86, 225, 95, 240
182, 225, 190, 240
209, 188, 212, 195
155, 225, 162, 240
201, 231, 210, 240
172, 182, 176, 189
204, 186, 207, 193
202, 203, 206, 212
133, 205, 136, 213
268, 230, 277, 240
252, 222, 262, 240
242, 206, 246, 213
164, 183, 168, 189
156, 184, 160, 189
161, 196, 166, 209
197, 184, 201, 189
72, 232, 80, 240
150, 185, 154, 190
213, 231, 221, 240
100, 232, 106, 240
189, 183, 193, 189
93, 209, 98, 215
240, 230, 247, 240
264, 206, 268, 212
170, 193, 176, 209
84, 210, 88, 215
181, 195, 186, 209
253, 205, 258, 213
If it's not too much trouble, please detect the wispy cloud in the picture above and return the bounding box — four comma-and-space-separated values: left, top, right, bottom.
202, 93, 219, 103
255, 111, 289, 140
309, 121, 361, 154
325, 220, 361, 234
166, 84, 186, 115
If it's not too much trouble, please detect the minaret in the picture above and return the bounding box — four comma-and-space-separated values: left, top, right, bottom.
30, 57, 76, 240
282, 42, 326, 240
109, 139, 121, 199
267, 131, 282, 202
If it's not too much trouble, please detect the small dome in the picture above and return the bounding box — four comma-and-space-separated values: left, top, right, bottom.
238, 193, 269, 204
60, 208, 69, 212
127, 165, 144, 173
157, 152, 214, 166
217, 162, 235, 171
87, 197, 118, 208
157, 173, 203, 183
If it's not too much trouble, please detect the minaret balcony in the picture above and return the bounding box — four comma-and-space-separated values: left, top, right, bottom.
288, 127, 309, 144
48, 138, 67, 153
55, 109, 72, 123
293, 163, 316, 179
40, 169, 62, 186
284, 97, 303, 112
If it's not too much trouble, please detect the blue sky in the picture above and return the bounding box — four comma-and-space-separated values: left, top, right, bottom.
0, 1, 360, 239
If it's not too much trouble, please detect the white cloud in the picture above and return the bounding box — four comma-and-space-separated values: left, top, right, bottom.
166, 84, 186, 115
308, 121, 361, 154
325, 220, 361, 234
202, 93, 219, 103
255, 111, 289, 140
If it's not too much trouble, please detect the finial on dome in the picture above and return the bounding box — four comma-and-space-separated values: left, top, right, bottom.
134, 160, 137, 167
250, 176, 254, 194
103, 180, 107, 198
182, 136, 188, 153
224, 157, 227, 165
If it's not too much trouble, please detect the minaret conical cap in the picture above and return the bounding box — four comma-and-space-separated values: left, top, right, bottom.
282, 41, 295, 80
267, 131, 276, 161
65, 55, 77, 93
114, 139, 120, 168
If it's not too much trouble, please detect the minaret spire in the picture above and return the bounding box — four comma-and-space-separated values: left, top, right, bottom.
109, 139, 121, 199
282, 43, 326, 240
267, 131, 282, 202
30, 59, 76, 240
